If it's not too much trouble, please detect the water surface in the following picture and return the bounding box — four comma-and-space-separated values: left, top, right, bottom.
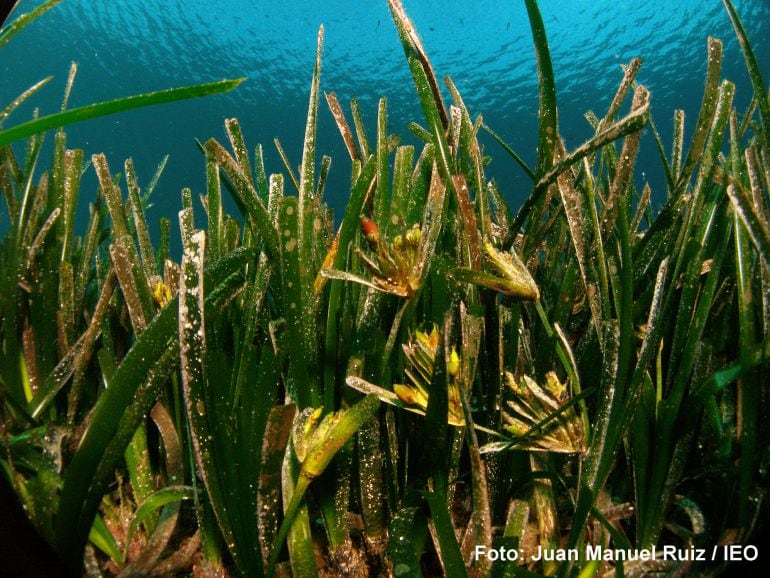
2, 0, 768, 242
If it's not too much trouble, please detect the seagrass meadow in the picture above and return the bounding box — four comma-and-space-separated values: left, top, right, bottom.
1, 0, 769, 576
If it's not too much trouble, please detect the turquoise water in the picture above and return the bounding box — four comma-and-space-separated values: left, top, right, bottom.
2, 0, 769, 245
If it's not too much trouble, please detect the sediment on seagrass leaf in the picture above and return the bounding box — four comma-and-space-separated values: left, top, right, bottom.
125, 158, 157, 281
325, 91, 360, 162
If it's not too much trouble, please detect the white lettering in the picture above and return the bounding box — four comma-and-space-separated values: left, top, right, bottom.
473, 544, 519, 562
586, 545, 602, 560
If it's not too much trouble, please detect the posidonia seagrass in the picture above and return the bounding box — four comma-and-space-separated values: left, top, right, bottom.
1, 0, 767, 576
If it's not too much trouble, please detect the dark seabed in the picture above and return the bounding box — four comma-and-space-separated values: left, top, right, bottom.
1, 0, 769, 253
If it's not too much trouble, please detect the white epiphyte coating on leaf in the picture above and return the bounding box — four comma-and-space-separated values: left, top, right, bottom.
179, 230, 209, 484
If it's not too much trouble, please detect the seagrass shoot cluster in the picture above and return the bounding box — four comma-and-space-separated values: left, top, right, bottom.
0, 0, 768, 576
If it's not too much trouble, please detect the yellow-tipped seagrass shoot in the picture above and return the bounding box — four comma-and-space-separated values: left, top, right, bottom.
490, 371, 587, 455
393, 326, 464, 426
346, 326, 484, 429
321, 216, 428, 299
266, 395, 380, 577
452, 240, 540, 301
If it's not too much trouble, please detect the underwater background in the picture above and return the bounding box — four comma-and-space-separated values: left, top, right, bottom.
2, 2, 770, 574
2, 0, 769, 247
